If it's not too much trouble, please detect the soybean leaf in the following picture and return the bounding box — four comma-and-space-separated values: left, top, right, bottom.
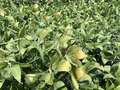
0, 80, 4, 88
54, 81, 65, 90
114, 85, 120, 90
11, 64, 21, 83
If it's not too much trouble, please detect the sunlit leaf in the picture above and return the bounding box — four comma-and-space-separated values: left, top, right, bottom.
36, 27, 52, 40
54, 81, 65, 90
56, 59, 71, 72
11, 64, 21, 83
71, 72, 79, 90
59, 35, 72, 48
25, 74, 40, 85
0, 80, 4, 88
114, 85, 120, 90
0, 9, 5, 16
39, 73, 53, 85
67, 45, 87, 60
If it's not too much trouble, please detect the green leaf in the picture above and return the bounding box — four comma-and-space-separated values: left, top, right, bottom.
64, 25, 73, 35
111, 62, 120, 77
0, 48, 7, 58
71, 72, 79, 90
6, 39, 16, 52
0, 62, 7, 69
18, 39, 30, 55
25, 74, 40, 85
114, 85, 120, 90
0, 80, 4, 88
60, 87, 67, 90
56, 59, 71, 72
36, 27, 52, 40
104, 65, 111, 73
25, 35, 33, 41
54, 81, 65, 90
39, 73, 53, 85
11, 64, 21, 83
82, 61, 104, 73
103, 74, 115, 79
80, 74, 92, 81
59, 35, 72, 48
0, 9, 5, 16
36, 81, 46, 90
1, 67, 11, 79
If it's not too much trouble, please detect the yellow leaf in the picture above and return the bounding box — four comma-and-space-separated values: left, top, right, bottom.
74, 67, 85, 80
67, 45, 87, 60
74, 67, 91, 81
71, 72, 79, 90
57, 59, 71, 72
43, 16, 49, 21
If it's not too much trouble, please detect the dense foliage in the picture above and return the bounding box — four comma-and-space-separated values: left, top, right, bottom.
0, 0, 120, 90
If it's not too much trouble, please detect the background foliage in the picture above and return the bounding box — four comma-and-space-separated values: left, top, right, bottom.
0, 0, 120, 90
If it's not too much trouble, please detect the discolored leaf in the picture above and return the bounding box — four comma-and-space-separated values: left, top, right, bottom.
67, 45, 87, 60
71, 72, 79, 90
56, 59, 71, 72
